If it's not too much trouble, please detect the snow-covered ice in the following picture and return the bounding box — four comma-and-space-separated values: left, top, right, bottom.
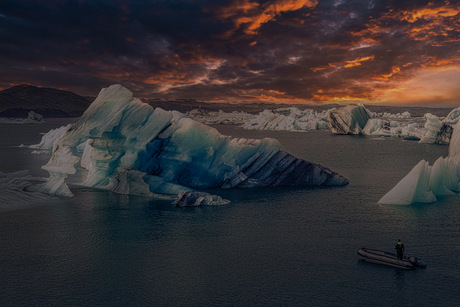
36, 84, 348, 200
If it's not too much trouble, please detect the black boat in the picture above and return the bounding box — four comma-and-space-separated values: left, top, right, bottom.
357, 248, 427, 269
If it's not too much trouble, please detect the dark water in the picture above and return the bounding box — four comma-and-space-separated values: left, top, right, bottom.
1, 121, 460, 306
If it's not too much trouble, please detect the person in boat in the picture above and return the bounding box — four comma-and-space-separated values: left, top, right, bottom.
395, 239, 405, 260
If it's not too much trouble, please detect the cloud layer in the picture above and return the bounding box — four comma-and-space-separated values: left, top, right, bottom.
0, 0, 459, 105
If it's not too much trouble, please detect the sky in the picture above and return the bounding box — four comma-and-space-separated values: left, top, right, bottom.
0, 0, 459, 105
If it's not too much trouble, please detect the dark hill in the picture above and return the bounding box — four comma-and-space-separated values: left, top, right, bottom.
0, 84, 92, 118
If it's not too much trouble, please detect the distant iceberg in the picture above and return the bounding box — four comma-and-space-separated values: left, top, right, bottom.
186, 109, 254, 125
378, 119, 460, 205
36, 84, 348, 200
327, 104, 372, 134
242, 108, 329, 131
361, 115, 436, 141
0, 111, 44, 124
185, 103, 459, 146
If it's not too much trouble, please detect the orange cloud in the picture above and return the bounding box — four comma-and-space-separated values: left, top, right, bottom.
311, 93, 370, 103
238, 88, 292, 101
311, 88, 375, 102
311, 63, 336, 72
344, 56, 374, 68
400, 6, 459, 23
425, 56, 460, 69
373, 66, 401, 81
143, 72, 190, 85
380, 68, 460, 105
216, 0, 318, 35
353, 1, 460, 48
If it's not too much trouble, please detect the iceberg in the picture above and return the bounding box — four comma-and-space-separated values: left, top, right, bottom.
361, 119, 429, 140
377, 160, 436, 205
185, 104, 457, 146
172, 191, 230, 207
242, 108, 329, 131
37, 85, 348, 198
435, 123, 453, 145
430, 107, 460, 145
443, 106, 460, 125
360, 112, 454, 143
378, 119, 460, 205
327, 104, 372, 134
30, 125, 71, 150
0, 111, 44, 124
362, 119, 394, 137
186, 109, 254, 125
419, 113, 443, 143
376, 111, 411, 119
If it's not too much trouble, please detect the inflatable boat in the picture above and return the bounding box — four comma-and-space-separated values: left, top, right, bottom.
357, 248, 427, 269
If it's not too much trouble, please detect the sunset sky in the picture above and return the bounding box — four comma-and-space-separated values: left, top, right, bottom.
1, 0, 459, 105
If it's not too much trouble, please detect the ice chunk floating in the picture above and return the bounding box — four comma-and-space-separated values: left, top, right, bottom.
327, 104, 372, 135
379, 119, 460, 205
38, 85, 348, 198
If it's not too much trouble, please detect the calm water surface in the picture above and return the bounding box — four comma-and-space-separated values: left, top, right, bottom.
1, 120, 459, 306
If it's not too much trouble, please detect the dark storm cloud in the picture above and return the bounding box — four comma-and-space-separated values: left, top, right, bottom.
0, 0, 459, 104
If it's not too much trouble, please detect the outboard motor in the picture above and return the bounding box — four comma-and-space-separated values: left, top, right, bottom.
409, 256, 427, 268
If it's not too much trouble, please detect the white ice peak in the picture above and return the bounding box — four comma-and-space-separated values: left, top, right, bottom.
37, 84, 348, 198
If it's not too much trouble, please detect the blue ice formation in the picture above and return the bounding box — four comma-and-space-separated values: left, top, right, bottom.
37, 85, 348, 198
327, 104, 372, 134
378, 119, 460, 205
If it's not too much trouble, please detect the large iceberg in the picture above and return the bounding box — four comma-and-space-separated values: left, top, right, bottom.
378, 119, 460, 205
327, 104, 372, 134
36, 85, 348, 198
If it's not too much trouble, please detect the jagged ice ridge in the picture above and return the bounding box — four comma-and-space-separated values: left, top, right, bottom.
35, 85, 349, 201
378, 118, 460, 205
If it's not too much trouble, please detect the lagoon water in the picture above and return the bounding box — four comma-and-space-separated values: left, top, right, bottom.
1, 119, 460, 306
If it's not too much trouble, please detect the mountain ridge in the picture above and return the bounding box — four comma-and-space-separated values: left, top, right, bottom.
0, 84, 453, 118
0, 84, 92, 117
